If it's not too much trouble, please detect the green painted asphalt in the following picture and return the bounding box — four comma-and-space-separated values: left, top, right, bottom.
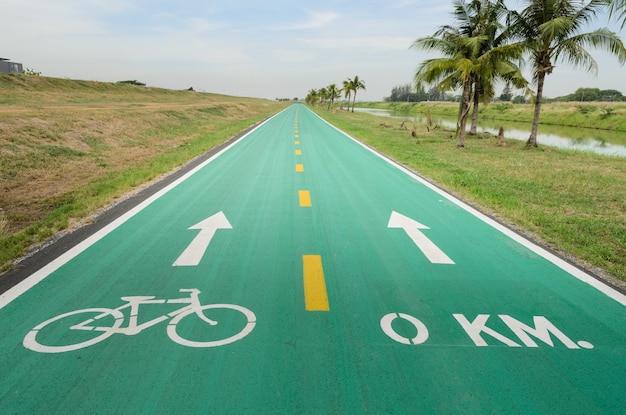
1, 105, 625, 414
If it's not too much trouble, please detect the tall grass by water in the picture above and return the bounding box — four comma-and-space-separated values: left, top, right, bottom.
358, 101, 626, 138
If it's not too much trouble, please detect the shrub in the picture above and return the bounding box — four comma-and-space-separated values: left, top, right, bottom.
575, 104, 595, 114
117, 80, 146, 86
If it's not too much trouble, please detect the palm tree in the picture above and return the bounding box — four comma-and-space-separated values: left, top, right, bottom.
347, 76, 366, 112
452, 0, 497, 135
326, 84, 342, 110
414, 31, 481, 147
446, 0, 527, 135
305, 89, 319, 106
457, 0, 522, 134
508, 0, 626, 147
318, 87, 329, 107
413, 1, 525, 147
342, 79, 353, 111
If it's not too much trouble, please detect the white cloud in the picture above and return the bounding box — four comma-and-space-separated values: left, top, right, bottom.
81, 0, 137, 14
301, 36, 415, 51
271, 49, 315, 63
185, 17, 229, 34
3, 2, 108, 35
280, 10, 340, 30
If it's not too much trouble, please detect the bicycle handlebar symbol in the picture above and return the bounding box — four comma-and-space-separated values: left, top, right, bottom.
23, 288, 256, 353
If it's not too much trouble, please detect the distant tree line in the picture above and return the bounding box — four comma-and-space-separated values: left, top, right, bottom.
556, 88, 625, 102
389, 83, 625, 105
385, 82, 525, 103
384, 83, 452, 102
305, 76, 366, 112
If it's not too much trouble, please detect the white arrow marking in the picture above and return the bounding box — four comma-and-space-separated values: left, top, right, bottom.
387, 211, 455, 264
173, 211, 232, 267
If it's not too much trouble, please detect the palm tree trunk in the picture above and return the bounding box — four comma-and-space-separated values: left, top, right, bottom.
352, 91, 357, 112
528, 72, 546, 147
457, 79, 472, 148
470, 85, 480, 135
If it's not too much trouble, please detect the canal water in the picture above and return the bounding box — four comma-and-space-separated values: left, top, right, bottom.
354, 108, 626, 157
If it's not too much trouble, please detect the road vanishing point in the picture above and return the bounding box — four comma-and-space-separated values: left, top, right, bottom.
1, 105, 625, 414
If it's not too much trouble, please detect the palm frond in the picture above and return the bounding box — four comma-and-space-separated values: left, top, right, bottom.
537, 17, 576, 44
607, 0, 626, 29
568, 28, 626, 64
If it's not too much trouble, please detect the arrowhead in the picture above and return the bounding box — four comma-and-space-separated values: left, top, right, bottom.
387, 211, 454, 264
173, 212, 232, 267
189, 211, 232, 231
387, 211, 429, 230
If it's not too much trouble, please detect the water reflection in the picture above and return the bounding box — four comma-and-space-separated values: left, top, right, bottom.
354, 108, 626, 157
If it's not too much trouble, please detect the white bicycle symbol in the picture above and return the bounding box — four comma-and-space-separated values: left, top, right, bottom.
23, 288, 256, 353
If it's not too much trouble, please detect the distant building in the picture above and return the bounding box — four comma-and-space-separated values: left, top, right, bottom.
0, 58, 23, 74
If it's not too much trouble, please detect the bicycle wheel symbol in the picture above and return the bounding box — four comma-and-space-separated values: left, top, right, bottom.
24, 308, 125, 353
167, 304, 256, 348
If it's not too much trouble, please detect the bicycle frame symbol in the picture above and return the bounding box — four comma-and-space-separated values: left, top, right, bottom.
23, 288, 256, 353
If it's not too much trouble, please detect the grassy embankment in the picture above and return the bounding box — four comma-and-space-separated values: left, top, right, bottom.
0, 74, 288, 272
312, 106, 626, 283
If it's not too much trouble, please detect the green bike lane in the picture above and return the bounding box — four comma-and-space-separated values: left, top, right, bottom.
1, 104, 625, 413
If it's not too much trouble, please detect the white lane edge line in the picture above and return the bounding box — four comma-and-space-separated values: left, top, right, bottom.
0, 108, 291, 311
309, 107, 626, 307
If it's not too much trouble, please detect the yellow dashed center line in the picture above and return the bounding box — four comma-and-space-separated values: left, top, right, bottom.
293, 114, 329, 312
298, 190, 312, 207
302, 255, 329, 311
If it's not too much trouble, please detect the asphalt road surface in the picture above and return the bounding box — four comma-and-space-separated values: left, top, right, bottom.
1, 105, 625, 414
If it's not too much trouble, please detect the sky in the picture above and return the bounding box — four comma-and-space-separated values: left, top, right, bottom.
2, 0, 625, 101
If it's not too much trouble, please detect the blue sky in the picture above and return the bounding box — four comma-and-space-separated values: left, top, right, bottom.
3, 0, 625, 100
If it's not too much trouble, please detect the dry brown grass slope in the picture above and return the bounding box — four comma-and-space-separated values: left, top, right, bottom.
0, 74, 288, 271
